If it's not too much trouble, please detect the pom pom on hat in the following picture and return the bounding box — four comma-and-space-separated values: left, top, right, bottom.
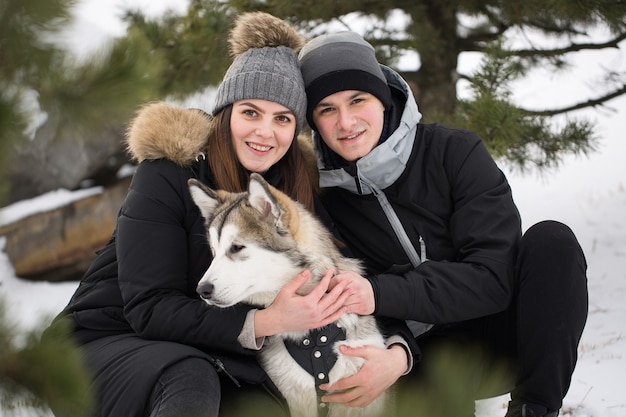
213, 12, 307, 133
227, 12, 304, 56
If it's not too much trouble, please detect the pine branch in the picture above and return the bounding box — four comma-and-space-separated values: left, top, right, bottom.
522, 84, 626, 116
517, 19, 587, 37
462, 5, 512, 45
0, 300, 93, 417
513, 33, 626, 57
461, 29, 507, 51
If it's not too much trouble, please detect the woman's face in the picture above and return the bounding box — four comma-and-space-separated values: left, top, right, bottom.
230, 99, 296, 173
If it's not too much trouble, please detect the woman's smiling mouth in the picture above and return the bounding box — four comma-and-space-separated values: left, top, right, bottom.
247, 142, 272, 152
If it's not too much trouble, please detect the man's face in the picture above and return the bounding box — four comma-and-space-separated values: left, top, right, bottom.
311, 90, 385, 163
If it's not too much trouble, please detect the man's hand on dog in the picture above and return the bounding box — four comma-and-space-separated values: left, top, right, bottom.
319, 344, 407, 407
329, 270, 376, 316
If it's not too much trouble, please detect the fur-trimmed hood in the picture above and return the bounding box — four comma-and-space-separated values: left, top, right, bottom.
125, 101, 211, 166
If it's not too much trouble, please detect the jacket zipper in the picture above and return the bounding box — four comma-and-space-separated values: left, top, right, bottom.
359, 173, 423, 268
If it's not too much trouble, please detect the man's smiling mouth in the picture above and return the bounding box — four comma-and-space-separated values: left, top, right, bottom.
339, 131, 363, 141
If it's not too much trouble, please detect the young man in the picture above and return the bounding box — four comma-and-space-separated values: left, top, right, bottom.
298, 31, 588, 417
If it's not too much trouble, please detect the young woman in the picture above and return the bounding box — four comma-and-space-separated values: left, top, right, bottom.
44, 12, 347, 417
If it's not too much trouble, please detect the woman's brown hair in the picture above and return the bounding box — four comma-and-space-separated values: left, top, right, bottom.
205, 105, 318, 213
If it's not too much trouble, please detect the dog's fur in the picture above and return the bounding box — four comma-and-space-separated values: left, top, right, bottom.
188, 174, 388, 417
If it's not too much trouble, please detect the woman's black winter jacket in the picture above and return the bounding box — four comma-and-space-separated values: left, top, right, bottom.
51, 102, 272, 385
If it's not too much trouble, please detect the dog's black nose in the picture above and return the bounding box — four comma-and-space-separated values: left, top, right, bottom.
197, 282, 214, 300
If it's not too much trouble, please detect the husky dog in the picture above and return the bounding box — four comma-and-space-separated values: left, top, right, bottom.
188, 174, 388, 417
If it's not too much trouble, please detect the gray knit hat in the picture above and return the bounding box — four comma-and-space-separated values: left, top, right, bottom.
213, 12, 307, 134
298, 31, 392, 129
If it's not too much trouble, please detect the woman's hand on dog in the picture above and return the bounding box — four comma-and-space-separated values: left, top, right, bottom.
254, 269, 351, 337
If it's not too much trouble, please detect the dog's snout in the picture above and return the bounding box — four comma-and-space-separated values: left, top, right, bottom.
197, 282, 215, 300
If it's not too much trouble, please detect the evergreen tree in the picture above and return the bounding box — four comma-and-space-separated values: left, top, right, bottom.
0, 0, 149, 413
5, 1, 624, 199
125, 0, 625, 169
0, 0, 166, 203
0, 299, 93, 416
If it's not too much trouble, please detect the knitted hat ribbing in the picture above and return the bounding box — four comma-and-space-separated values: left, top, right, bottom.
298, 32, 392, 129
213, 12, 306, 134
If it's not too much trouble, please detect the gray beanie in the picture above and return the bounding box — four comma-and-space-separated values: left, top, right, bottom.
213, 12, 307, 134
298, 32, 392, 129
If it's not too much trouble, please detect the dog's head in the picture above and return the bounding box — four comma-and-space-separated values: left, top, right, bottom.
188, 173, 307, 308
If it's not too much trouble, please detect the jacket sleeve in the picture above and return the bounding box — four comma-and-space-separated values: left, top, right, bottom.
116, 159, 254, 356
373, 133, 522, 324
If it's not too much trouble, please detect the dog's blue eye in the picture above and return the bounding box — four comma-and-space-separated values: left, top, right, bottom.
230, 244, 244, 254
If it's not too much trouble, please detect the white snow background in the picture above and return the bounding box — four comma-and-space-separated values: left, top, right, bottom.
1, 1, 625, 415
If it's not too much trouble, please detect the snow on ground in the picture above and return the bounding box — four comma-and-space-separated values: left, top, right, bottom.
0, 187, 103, 227
475, 106, 626, 416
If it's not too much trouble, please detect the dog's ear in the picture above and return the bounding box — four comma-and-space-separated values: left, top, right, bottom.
248, 173, 284, 224
188, 178, 222, 220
